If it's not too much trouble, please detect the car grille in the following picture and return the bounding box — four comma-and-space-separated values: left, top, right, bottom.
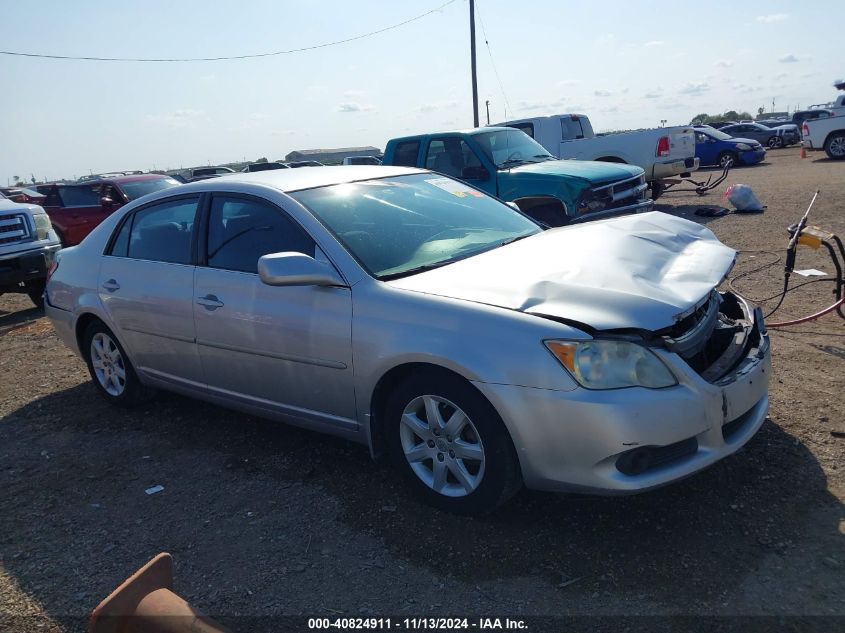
0, 213, 30, 245
578, 174, 648, 214
660, 292, 758, 383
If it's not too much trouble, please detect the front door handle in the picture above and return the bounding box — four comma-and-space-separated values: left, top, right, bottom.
102, 279, 120, 292
196, 294, 224, 310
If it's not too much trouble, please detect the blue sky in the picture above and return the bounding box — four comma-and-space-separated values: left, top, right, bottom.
0, 0, 841, 182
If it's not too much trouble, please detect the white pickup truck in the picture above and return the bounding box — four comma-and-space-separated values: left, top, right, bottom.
802, 111, 845, 159
495, 113, 699, 198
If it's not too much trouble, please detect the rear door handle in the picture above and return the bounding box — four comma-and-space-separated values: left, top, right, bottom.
102, 279, 120, 292
196, 294, 224, 310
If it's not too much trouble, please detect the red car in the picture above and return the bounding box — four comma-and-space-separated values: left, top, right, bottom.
0, 187, 46, 205
40, 174, 180, 246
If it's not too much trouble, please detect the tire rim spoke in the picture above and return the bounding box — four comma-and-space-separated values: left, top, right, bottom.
423, 395, 444, 430
448, 460, 476, 494
431, 459, 448, 493
452, 439, 483, 462
405, 443, 430, 463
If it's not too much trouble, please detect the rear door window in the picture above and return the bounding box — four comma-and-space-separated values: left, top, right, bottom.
561, 117, 586, 140
392, 141, 420, 167
59, 184, 101, 207
127, 197, 199, 265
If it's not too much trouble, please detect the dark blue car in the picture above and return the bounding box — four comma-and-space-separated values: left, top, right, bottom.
693, 126, 766, 167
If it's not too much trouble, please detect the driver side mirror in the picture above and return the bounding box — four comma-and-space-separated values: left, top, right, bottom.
258, 252, 346, 287
100, 196, 114, 209
461, 165, 490, 181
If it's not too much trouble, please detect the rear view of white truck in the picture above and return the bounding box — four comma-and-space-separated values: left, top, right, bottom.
496, 113, 699, 198
803, 113, 845, 159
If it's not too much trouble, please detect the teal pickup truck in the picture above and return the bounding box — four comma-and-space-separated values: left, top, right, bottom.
382, 127, 652, 226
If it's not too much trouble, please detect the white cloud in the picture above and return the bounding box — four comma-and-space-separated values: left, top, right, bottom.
595, 33, 615, 45
337, 102, 375, 113
756, 13, 789, 23
145, 109, 208, 128
594, 89, 612, 97
678, 82, 709, 96
778, 54, 800, 63
343, 89, 364, 98
644, 40, 664, 47
643, 90, 663, 99
714, 59, 734, 68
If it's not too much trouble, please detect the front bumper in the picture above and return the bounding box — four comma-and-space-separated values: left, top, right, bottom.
738, 148, 766, 165
570, 199, 654, 224
0, 243, 60, 290
653, 156, 700, 180
473, 305, 771, 494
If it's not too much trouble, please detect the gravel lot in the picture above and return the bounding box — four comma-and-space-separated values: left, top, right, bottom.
1, 148, 843, 632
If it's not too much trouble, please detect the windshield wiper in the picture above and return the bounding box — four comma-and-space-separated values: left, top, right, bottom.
497, 158, 529, 168
378, 260, 454, 281
499, 233, 535, 247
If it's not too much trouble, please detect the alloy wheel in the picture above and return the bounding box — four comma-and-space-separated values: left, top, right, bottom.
829, 136, 845, 158
90, 332, 127, 396
399, 395, 485, 497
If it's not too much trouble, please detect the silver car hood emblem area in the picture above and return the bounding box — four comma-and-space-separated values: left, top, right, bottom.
388, 212, 737, 332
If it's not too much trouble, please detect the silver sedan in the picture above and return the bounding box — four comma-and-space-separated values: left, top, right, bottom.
45, 166, 771, 514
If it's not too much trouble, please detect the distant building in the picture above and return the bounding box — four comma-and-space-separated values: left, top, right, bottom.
284, 146, 381, 166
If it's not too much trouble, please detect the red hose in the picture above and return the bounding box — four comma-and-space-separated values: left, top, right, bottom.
767, 296, 845, 328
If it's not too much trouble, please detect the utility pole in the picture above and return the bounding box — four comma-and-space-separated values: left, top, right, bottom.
485, 100, 490, 125
470, 0, 479, 127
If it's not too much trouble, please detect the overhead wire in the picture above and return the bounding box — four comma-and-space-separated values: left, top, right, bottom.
475, 0, 512, 121
0, 0, 458, 62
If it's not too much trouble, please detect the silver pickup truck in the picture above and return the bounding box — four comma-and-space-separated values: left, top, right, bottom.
0, 197, 62, 308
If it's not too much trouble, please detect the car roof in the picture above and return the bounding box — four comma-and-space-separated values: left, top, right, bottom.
75, 174, 173, 186
176, 165, 426, 194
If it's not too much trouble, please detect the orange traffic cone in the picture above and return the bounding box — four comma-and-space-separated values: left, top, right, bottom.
800, 146, 807, 159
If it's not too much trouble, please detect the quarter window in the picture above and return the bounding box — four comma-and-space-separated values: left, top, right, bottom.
126, 197, 198, 264
207, 196, 314, 274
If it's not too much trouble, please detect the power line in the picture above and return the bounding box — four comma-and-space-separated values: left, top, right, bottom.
475, 0, 512, 121
0, 0, 458, 62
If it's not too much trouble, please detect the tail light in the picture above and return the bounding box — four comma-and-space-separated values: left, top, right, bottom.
656, 136, 670, 157
46, 258, 59, 282
802, 123, 809, 137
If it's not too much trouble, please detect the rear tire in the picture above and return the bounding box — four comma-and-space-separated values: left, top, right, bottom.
82, 320, 151, 407
767, 136, 783, 149
824, 133, 845, 159
385, 371, 522, 515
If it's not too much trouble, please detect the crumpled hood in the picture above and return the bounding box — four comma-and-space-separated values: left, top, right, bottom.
506, 158, 643, 184
388, 212, 736, 331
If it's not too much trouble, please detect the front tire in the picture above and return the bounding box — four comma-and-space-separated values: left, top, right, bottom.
82, 320, 151, 407
824, 133, 845, 159
26, 280, 46, 310
718, 152, 737, 168
767, 136, 783, 149
386, 372, 522, 514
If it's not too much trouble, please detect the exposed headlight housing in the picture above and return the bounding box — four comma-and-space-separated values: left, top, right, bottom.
735, 143, 752, 151
545, 339, 678, 390
32, 212, 52, 241
575, 188, 609, 215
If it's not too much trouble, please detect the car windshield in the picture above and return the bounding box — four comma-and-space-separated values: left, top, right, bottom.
704, 128, 732, 141
471, 129, 554, 168
290, 173, 541, 279
119, 178, 180, 200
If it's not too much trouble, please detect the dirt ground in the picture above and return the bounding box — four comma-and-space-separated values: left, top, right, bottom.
1, 148, 843, 632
